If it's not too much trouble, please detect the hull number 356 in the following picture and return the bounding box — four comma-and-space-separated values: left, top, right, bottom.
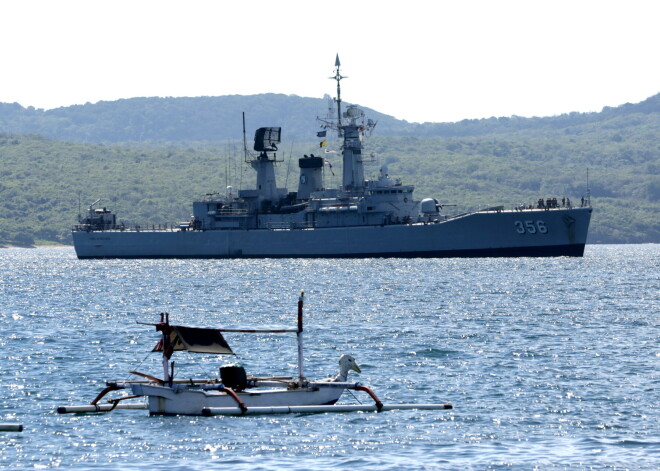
514, 220, 548, 234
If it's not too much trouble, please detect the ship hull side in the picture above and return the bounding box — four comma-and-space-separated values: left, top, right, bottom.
73, 208, 592, 259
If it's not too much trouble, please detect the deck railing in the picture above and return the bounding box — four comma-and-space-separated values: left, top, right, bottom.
73, 223, 191, 233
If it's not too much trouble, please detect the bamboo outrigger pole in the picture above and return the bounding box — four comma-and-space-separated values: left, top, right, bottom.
202, 403, 453, 416
57, 403, 147, 414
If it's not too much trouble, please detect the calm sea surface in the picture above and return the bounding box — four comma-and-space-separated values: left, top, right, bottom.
0, 245, 658, 470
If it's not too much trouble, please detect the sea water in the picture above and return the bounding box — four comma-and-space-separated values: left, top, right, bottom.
0, 245, 658, 469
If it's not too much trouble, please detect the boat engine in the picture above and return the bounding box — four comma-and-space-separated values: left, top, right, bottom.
220, 364, 248, 391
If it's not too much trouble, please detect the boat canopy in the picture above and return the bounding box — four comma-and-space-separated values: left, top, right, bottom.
152, 326, 234, 355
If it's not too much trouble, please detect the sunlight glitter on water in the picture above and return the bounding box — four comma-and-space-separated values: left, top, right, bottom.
0, 245, 658, 469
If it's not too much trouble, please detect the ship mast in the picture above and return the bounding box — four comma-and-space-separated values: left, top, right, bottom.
318, 55, 377, 195
332, 54, 344, 136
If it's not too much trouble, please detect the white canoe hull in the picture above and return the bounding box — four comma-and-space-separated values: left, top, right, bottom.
130, 383, 345, 416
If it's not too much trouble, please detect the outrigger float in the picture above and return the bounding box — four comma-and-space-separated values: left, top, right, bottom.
57, 292, 452, 416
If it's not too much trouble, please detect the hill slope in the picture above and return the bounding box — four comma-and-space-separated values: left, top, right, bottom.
0, 94, 657, 247
1, 93, 657, 142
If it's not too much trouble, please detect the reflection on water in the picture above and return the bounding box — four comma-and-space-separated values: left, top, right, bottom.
0, 245, 658, 469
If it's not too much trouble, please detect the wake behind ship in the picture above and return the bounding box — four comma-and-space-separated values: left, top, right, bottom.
72, 56, 592, 259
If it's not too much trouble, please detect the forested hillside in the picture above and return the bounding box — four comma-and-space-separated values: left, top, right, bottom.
0, 94, 657, 247
1, 93, 657, 142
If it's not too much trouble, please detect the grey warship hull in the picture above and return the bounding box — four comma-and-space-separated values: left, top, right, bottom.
73, 57, 592, 259
73, 207, 591, 259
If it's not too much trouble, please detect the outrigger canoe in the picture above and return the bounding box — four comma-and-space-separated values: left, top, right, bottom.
58, 292, 452, 416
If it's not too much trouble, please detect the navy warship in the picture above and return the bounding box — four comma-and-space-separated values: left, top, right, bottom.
72, 56, 592, 259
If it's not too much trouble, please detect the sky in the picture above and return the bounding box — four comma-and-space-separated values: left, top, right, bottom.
1, 0, 658, 123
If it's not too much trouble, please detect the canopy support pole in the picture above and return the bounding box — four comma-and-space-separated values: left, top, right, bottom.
297, 291, 305, 387
155, 312, 174, 385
